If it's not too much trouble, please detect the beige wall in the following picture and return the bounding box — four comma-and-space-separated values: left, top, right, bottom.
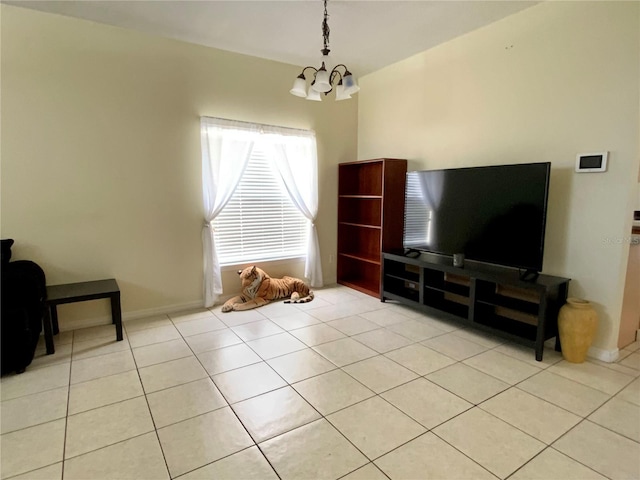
358, 1, 639, 353
1, 5, 357, 329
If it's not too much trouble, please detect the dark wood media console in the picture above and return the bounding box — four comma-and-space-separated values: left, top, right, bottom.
382, 250, 570, 361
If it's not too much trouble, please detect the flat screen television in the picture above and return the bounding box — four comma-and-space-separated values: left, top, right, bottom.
403, 162, 551, 273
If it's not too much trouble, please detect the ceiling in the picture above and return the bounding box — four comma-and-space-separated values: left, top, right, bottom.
7, 0, 538, 76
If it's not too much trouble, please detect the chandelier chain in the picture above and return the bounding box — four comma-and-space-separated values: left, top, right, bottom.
322, 0, 330, 54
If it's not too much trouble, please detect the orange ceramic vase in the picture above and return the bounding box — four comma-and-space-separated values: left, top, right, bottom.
558, 298, 598, 363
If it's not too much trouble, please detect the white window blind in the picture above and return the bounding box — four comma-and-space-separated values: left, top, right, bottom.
213, 143, 307, 265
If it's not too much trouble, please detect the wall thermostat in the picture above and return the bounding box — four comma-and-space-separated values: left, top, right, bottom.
575, 152, 608, 173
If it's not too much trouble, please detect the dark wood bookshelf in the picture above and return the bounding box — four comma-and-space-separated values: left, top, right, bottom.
337, 159, 407, 297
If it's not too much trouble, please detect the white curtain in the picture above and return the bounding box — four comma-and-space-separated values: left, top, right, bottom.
264, 127, 324, 287
201, 117, 259, 306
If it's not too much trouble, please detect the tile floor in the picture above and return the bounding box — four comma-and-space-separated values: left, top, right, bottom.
1, 284, 639, 480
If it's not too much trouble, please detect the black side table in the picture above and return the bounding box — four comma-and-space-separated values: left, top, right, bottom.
44, 279, 122, 354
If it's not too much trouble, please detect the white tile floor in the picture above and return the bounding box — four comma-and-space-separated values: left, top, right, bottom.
1, 284, 640, 480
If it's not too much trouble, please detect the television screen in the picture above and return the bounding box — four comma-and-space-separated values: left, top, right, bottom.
403, 162, 551, 272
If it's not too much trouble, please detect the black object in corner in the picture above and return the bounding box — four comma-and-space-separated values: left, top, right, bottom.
1, 240, 47, 375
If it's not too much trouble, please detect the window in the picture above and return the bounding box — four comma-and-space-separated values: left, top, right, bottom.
213, 142, 308, 266
201, 116, 322, 306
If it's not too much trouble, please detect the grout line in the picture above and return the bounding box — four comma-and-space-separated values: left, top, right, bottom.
60, 330, 74, 479
67, 365, 138, 388
456, 352, 544, 386
509, 385, 600, 420
128, 334, 173, 478
67, 391, 147, 418
70, 342, 132, 363
336, 462, 392, 480
0, 414, 69, 437
0, 381, 71, 404
543, 418, 623, 475
513, 369, 617, 406
575, 400, 640, 445
1, 462, 63, 480
251, 444, 284, 480
171, 444, 279, 480
504, 446, 556, 480
430, 425, 527, 479
149, 402, 224, 431
472, 400, 565, 447
377, 428, 498, 479
547, 444, 618, 480
62, 429, 157, 463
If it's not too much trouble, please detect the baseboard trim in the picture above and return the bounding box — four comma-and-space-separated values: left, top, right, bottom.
587, 345, 620, 363
53, 285, 348, 332
57, 299, 206, 332
124, 300, 206, 321
546, 337, 620, 363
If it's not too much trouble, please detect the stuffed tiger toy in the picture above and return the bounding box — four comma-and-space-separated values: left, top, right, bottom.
221, 265, 314, 312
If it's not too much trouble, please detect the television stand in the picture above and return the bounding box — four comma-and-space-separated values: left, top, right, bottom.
381, 250, 570, 361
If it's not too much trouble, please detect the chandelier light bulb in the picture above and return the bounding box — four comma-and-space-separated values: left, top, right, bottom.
335, 84, 351, 101
311, 63, 331, 93
342, 72, 360, 96
290, 75, 308, 98
306, 88, 322, 101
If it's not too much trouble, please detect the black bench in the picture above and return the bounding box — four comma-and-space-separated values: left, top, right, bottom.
45, 279, 122, 354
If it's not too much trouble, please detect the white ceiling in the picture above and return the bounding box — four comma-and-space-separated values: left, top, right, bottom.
7, 0, 538, 76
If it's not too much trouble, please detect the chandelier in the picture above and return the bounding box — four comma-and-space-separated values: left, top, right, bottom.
289, 0, 360, 101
